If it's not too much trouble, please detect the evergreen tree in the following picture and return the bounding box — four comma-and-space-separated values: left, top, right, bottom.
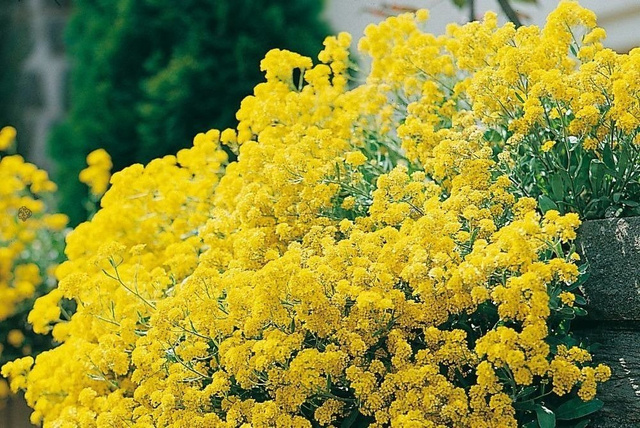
51, 0, 330, 224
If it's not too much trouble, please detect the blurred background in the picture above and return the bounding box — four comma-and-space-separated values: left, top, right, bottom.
1, 0, 639, 226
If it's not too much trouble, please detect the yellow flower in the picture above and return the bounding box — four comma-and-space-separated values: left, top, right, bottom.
220, 128, 237, 145
415, 9, 429, 22
7, 330, 25, 347
541, 140, 557, 152
86, 148, 111, 167
559, 292, 575, 307
43, 214, 69, 231
0, 144, 67, 348
79, 148, 112, 196
0, 126, 17, 151
344, 151, 367, 167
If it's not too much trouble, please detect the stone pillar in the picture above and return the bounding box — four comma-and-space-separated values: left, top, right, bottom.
575, 216, 640, 427
20, 0, 70, 171
1, 0, 70, 171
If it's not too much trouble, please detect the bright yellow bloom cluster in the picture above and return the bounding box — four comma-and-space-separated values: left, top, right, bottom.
440, 1, 639, 218
0, 153, 67, 322
79, 149, 113, 196
4, 2, 610, 426
0, 128, 68, 400
0, 126, 17, 151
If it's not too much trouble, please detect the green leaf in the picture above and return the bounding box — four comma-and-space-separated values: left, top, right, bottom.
569, 44, 578, 56
539, 195, 559, 213
617, 149, 629, 180
567, 272, 589, 291
589, 160, 606, 193
558, 306, 576, 318
341, 408, 360, 428
573, 307, 588, 316
516, 386, 539, 400
547, 335, 565, 348
602, 143, 616, 172
572, 419, 590, 428
536, 404, 556, 428
514, 400, 537, 411
555, 398, 604, 420
574, 156, 590, 192
551, 175, 565, 200
484, 129, 503, 144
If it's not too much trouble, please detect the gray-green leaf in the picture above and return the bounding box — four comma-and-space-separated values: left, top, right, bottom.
538, 195, 559, 213
536, 404, 556, 428
555, 398, 604, 420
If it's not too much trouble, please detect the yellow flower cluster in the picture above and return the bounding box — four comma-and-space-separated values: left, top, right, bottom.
3, 2, 610, 426
0, 128, 68, 400
79, 149, 113, 196
434, 1, 639, 218
0, 126, 17, 151
0, 153, 67, 321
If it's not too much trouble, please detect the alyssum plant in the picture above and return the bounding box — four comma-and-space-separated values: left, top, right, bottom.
3, 2, 618, 427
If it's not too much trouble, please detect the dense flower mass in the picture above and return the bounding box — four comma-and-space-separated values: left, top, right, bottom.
3, 2, 614, 426
458, 4, 640, 219
0, 128, 68, 400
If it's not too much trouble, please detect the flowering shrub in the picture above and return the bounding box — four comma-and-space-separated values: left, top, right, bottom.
0, 126, 68, 400
3, 2, 613, 427
464, 7, 640, 219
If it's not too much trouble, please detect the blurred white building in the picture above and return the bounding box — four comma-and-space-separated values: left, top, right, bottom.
324, 0, 640, 56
